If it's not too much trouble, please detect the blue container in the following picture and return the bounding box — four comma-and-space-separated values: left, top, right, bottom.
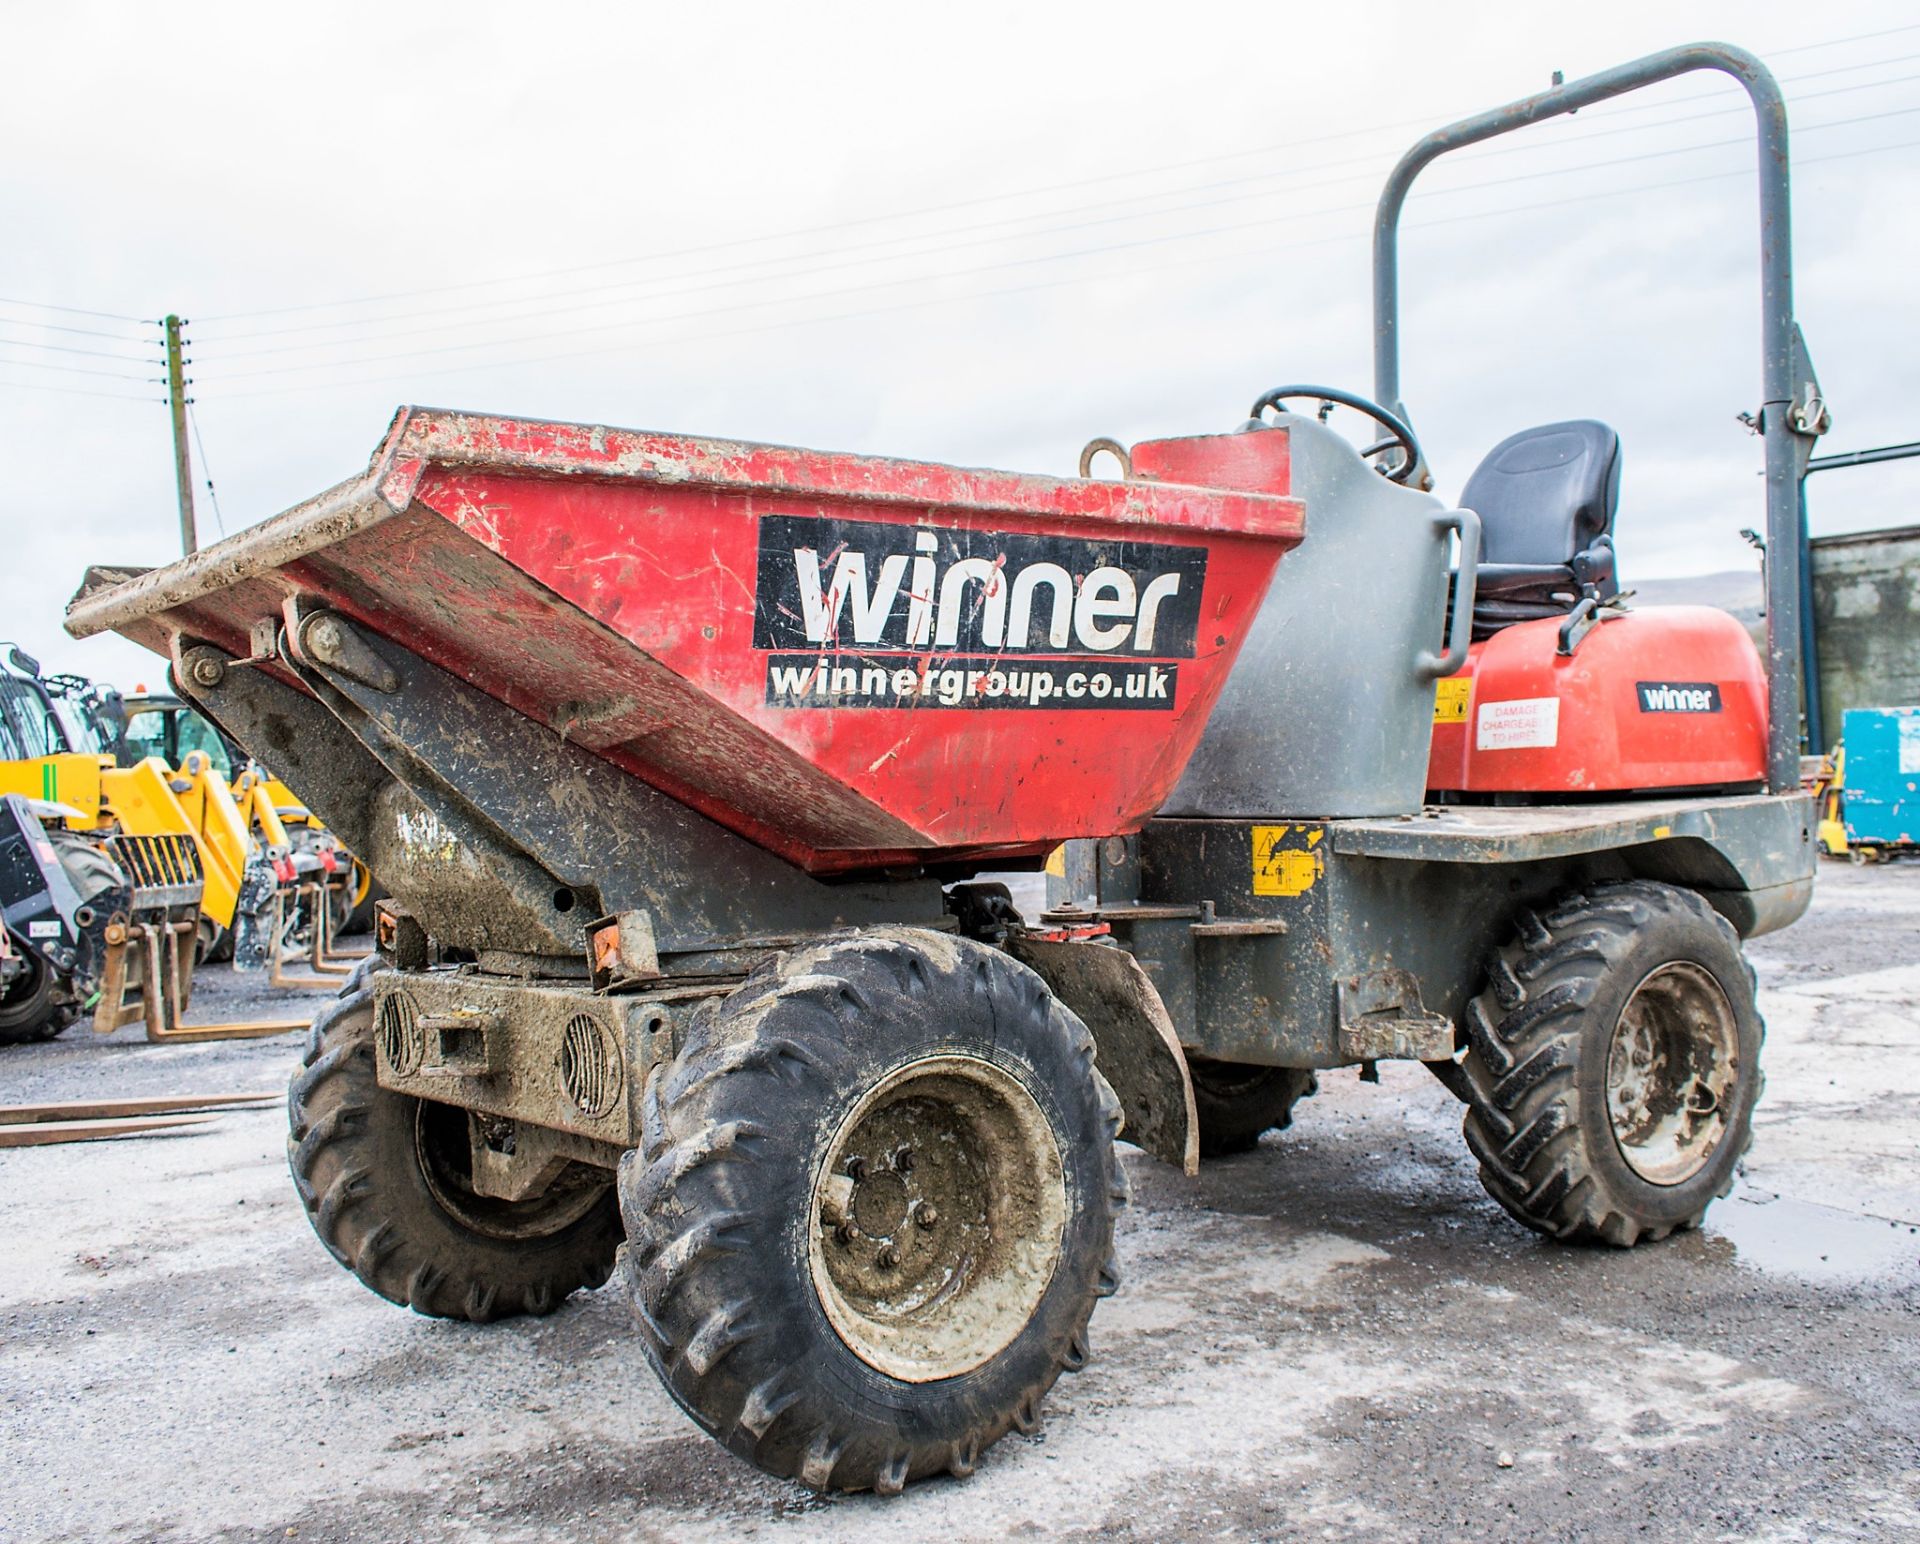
1841, 707, 1920, 848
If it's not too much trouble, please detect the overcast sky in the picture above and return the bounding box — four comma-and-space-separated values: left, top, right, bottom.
4, 1, 1917, 688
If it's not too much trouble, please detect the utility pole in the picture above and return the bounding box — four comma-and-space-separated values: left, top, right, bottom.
163, 313, 197, 556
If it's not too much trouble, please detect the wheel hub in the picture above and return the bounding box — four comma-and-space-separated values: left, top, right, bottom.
850, 1168, 912, 1236
414, 1101, 609, 1242
809, 1055, 1066, 1383
1605, 961, 1740, 1187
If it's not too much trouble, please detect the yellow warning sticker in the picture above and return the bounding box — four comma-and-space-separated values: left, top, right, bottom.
1433, 677, 1470, 724
1252, 824, 1325, 897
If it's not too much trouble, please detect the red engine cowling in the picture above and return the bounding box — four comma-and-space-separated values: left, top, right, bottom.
1427, 605, 1766, 796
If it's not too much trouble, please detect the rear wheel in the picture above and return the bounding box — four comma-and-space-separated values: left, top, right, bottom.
1187, 1056, 1317, 1157
621, 927, 1123, 1493
341, 860, 381, 936
287, 982, 622, 1320
195, 915, 232, 965
1457, 881, 1762, 1246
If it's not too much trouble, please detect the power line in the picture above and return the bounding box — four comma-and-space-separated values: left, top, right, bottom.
0, 296, 149, 324
194, 105, 1920, 388
187, 103, 1459, 330
186, 402, 227, 538
1752, 48, 1920, 82
211, 132, 1920, 404
3, 26, 1913, 358
1768, 20, 1920, 54
188, 67, 1920, 364
0, 353, 163, 383
0, 377, 161, 403
191, 25, 1920, 333
0, 313, 154, 343
192, 70, 1920, 366
0, 334, 162, 365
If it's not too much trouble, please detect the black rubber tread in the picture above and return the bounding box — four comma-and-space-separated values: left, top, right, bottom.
341, 868, 383, 936
1458, 881, 1765, 1248
1186, 1056, 1318, 1157
0, 825, 123, 1045
286, 976, 622, 1322
0, 940, 63, 1045
195, 915, 232, 967
619, 926, 1125, 1495
339, 951, 383, 999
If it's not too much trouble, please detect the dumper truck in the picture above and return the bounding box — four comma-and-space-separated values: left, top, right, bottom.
65, 41, 1824, 1493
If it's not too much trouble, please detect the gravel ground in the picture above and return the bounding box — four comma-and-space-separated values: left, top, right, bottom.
2, 862, 1917, 1542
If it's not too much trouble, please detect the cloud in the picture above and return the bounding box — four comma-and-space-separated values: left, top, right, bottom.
4, 0, 1915, 688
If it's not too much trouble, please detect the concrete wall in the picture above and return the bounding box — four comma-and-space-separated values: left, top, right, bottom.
1810, 524, 1920, 748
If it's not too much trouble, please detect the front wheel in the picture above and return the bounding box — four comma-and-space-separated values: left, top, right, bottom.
0, 943, 66, 1046
621, 927, 1123, 1494
287, 982, 623, 1320
1457, 882, 1763, 1246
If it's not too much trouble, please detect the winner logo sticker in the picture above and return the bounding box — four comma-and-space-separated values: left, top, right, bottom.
753, 514, 1207, 711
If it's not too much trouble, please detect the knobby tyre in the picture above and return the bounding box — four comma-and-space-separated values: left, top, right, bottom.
0, 943, 64, 1044
287, 972, 622, 1321
1457, 881, 1763, 1246
1187, 1055, 1317, 1157
620, 926, 1125, 1494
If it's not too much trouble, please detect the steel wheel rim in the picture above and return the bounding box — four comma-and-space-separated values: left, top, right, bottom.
1605, 961, 1740, 1186
413, 1100, 607, 1242
808, 1055, 1067, 1383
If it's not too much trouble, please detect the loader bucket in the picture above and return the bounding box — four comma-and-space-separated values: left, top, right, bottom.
68, 409, 1304, 871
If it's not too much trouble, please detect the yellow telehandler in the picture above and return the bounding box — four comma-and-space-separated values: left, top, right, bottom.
118, 689, 372, 978
0, 645, 202, 1041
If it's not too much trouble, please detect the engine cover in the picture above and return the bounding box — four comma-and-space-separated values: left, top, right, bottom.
1427, 606, 1766, 796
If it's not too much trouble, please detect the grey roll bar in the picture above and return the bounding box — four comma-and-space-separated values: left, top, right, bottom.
1372, 42, 1815, 793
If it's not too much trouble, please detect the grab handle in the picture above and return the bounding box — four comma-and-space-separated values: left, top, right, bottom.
1415, 508, 1480, 681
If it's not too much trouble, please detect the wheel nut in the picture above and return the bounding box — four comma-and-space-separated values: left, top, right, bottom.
891, 1145, 914, 1174
834, 1219, 857, 1245
844, 1155, 868, 1181
877, 1243, 900, 1269
914, 1202, 938, 1227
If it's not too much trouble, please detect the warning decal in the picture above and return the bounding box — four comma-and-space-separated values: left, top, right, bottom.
1433, 677, 1470, 724
1476, 696, 1560, 751
1252, 824, 1324, 897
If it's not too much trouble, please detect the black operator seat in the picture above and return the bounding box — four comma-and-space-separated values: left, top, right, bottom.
1458, 419, 1621, 637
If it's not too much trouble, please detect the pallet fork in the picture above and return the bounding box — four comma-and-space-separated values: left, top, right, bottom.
89, 833, 307, 1044
264, 875, 371, 990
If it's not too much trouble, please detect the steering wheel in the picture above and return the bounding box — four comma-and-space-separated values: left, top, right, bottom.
1248, 384, 1426, 485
